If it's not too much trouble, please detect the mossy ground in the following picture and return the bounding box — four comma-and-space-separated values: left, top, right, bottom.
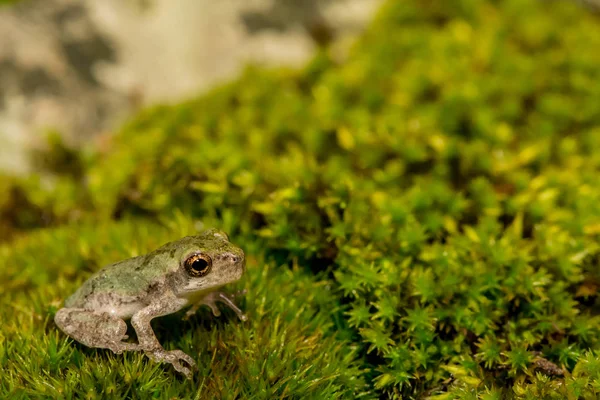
2, 217, 366, 398
2, 0, 600, 398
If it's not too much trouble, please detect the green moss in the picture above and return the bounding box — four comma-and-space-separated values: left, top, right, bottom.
3, 0, 600, 398
1, 217, 368, 398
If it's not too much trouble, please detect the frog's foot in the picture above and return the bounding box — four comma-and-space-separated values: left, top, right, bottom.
54, 308, 141, 354
204, 291, 248, 321
184, 290, 247, 321
146, 348, 197, 378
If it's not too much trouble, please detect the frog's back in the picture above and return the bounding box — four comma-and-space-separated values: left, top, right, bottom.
64, 247, 178, 309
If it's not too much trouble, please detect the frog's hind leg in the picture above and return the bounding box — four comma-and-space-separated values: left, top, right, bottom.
55, 308, 141, 354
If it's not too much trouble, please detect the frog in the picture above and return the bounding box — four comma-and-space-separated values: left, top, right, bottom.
54, 228, 247, 378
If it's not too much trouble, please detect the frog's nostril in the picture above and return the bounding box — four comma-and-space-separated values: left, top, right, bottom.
233, 253, 246, 265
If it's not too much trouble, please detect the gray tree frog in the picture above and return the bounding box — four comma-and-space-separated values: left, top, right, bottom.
55, 228, 246, 378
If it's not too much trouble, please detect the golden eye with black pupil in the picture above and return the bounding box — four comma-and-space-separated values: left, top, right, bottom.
184, 253, 212, 277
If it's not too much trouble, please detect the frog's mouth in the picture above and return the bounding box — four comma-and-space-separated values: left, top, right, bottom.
237, 253, 246, 277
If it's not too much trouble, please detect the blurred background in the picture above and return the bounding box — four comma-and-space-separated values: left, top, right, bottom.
3, 1, 600, 397
0, 0, 383, 175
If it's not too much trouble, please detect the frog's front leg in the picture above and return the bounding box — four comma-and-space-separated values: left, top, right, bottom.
184, 290, 247, 321
130, 293, 197, 378
55, 308, 142, 354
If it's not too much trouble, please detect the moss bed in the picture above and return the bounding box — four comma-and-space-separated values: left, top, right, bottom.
2, 0, 600, 398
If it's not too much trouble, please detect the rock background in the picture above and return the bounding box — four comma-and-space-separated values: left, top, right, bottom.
0, 0, 381, 174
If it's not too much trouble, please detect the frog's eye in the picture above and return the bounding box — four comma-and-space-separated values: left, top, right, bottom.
184, 253, 212, 277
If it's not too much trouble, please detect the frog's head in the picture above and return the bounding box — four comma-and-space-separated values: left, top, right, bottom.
171, 228, 245, 297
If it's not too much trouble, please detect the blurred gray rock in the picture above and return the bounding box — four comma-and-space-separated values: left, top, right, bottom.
0, 0, 381, 174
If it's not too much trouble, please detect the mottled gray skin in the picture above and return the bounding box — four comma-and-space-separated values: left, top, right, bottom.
55, 229, 246, 378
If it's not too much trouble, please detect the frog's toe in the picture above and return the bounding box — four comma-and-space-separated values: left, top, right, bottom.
150, 349, 197, 377
169, 349, 197, 369
201, 300, 221, 317
172, 362, 192, 379
169, 352, 197, 378
209, 305, 222, 317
